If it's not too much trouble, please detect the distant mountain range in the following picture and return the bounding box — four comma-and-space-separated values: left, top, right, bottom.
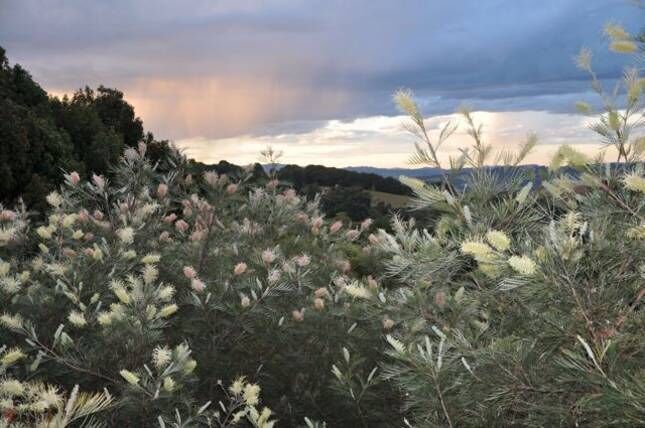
269, 164, 547, 181
262, 163, 549, 191
344, 166, 443, 178
345, 165, 549, 181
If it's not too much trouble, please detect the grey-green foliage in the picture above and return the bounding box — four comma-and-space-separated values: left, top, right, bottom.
372, 160, 644, 426
362, 36, 645, 424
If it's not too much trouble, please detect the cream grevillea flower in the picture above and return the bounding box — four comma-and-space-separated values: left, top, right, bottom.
240, 294, 251, 308
243, 383, 261, 406
152, 346, 172, 369
229, 377, 246, 395
141, 253, 161, 265
142, 264, 159, 285
1, 348, 26, 366
0, 379, 24, 396
119, 369, 140, 385
111, 281, 131, 304
0, 313, 23, 331
461, 241, 493, 257
46, 192, 63, 208
0, 262, 9, 277
159, 304, 178, 318
117, 227, 135, 244
163, 376, 176, 392
67, 311, 87, 328
382, 316, 395, 330
508, 255, 537, 276
62, 214, 77, 228
158, 285, 175, 301
623, 173, 645, 193
344, 283, 371, 299
485, 230, 511, 252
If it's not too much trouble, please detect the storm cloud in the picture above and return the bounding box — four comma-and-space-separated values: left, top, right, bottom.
0, 0, 640, 165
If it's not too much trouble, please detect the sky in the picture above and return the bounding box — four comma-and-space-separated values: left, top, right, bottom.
0, 0, 641, 167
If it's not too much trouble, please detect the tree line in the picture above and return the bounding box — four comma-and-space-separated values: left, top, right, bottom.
0, 46, 171, 212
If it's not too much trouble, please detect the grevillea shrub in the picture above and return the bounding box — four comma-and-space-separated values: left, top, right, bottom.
0, 143, 403, 426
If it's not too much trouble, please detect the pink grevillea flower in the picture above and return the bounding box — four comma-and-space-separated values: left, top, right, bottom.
190, 230, 206, 241
0, 210, 16, 221
283, 189, 297, 201
62, 248, 77, 258
345, 230, 360, 241
268, 269, 281, 284
234, 262, 248, 276
175, 219, 189, 232
266, 179, 279, 190
203, 171, 218, 187
383, 316, 395, 330
163, 213, 177, 224
226, 183, 238, 194
368, 234, 380, 245
91, 174, 105, 190
78, 209, 90, 223
292, 308, 305, 322
314, 287, 329, 298
330, 221, 343, 234
191, 278, 205, 293
157, 183, 168, 199
262, 249, 276, 264
311, 217, 324, 229
434, 291, 447, 308
360, 218, 373, 231
183, 266, 197, 279
69, 171, 80, 186
295, 212, 309, 223
367, 275, 378, 290
295, 254, 311, 267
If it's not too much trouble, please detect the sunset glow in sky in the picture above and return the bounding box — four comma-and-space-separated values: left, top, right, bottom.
1, 0, 640, 167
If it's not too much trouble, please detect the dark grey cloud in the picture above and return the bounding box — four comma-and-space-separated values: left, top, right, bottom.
0, 0, 640, 139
